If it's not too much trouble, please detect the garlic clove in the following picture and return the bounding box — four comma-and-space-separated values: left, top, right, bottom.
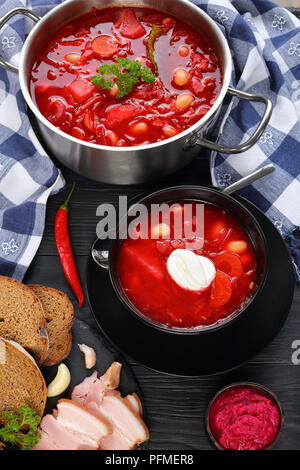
47, 363, 71, 397
78, 343, 96, 369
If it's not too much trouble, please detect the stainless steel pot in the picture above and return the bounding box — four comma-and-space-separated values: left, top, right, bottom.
0, 0, 273, 184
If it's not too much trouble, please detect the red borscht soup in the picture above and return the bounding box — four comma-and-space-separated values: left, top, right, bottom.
118, 202, 257, 329
30, 7, 221, 147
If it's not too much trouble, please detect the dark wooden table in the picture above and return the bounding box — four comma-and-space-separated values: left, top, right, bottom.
23, 149, 299, 451
24, 7, 300, 450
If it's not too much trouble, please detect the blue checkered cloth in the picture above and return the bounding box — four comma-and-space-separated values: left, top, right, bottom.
0, 0, 65, 281
0, 0, 299, 280
193, 0, 300, 280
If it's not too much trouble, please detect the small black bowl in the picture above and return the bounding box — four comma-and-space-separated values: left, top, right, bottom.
206, 382, 284, 450
108, 185, 268, 335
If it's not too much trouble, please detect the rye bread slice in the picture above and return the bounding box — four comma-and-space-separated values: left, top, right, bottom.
28, 285, 74, 349
0, 338, 47, 423
0, 276, 49, 365
42, 331, 72, 368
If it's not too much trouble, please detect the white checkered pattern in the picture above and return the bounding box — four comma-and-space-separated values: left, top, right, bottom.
192, 0, 300, 278
0, 0, 299, 281
0, 0, 65, 281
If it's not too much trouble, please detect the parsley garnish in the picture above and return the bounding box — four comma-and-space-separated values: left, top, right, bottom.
91, 58, 155, 98
0, 405, 41, 450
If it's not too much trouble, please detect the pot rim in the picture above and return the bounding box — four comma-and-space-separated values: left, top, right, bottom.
108, 184, 269, 335
19, 0, 232, 152
206, 381, 284, 450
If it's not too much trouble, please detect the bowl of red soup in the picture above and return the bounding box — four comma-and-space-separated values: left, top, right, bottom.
109, 186, 268, 333
207, 382, 283, 450
0, 0, 272, 183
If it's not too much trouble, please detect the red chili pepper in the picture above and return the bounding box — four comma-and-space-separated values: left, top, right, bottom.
55, 182, 84, 307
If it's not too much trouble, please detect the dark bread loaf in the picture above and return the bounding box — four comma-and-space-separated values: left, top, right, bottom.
0, 338, 47, 423
28, 285, 74, 348
42, 331, 72, 368
0, 276, 48, 365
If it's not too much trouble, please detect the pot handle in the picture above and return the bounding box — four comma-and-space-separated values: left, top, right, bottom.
0, 7, 40, 73
191, 86, 273, 154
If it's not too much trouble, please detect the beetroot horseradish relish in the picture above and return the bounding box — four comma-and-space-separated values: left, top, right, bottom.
208, 385, 282, 450
30, 7, 221, 147
118, 202, 257, 328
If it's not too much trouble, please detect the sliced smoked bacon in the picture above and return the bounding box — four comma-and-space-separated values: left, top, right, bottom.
84, 390, 149, 450
34, 400, 111, 450
124, 393, 143, 417
72, 363, 148, 448
34, 414, 100, 450
71, 362, 122, 406
99, 393, 149, 444
56, 399, 111, 444
100, 428, 134, 450
34, 362, 149, 450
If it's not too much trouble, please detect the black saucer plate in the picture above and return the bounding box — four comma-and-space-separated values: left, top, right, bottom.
4, 319, 148, 450
86, 197, 294, 376
43, 318, 146, 417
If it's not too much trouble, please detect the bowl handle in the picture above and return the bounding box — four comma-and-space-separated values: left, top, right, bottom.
190, 87, 273, 154
0, 7, 40, 73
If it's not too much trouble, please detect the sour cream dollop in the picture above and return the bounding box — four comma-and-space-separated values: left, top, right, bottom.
167, 249, 216, 290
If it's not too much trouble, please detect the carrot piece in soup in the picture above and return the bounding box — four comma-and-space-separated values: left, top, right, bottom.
213, 252, 243, 279
210, 272, 232, 308
91, 35, 118, 58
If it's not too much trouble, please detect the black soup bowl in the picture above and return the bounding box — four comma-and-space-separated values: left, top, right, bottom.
108, 185, 268, 336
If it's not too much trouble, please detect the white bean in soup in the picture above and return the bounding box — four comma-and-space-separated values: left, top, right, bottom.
175, 94, 194, 111
173, 68, 190, 87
